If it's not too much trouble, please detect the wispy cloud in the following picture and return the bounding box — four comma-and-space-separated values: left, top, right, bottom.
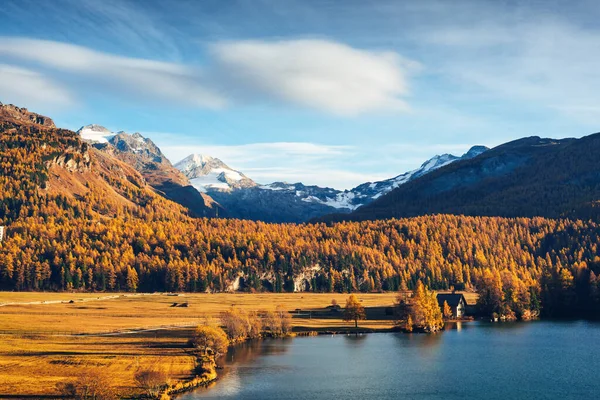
420, 17, 600, 124
211, 39, 419, 115
0, 36, 418, 116
0, 38, 226, 109
0, 64, 74, 109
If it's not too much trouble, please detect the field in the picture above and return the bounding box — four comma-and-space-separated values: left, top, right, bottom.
0, 291, 475, 398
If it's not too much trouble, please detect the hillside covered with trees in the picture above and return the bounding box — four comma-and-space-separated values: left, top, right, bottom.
321, 135, 600, 222
1, 105, 599, 319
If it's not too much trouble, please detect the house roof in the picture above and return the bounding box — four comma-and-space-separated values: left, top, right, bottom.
436, 293, 466, 308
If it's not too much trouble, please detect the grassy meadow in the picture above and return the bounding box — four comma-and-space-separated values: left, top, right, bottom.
0, 291, 475, 398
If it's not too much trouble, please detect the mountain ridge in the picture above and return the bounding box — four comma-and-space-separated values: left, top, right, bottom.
321, 133, 600, 222
171, 145, 489, 222
77, 124, 221, 217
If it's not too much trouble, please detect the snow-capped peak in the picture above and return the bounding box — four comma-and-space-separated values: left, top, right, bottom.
77, 124, 115, 143
346, 145, 490, 204
174, 153, 256, 192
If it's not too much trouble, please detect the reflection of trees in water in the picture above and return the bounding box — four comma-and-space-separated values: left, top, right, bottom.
222, 338, 291, 364
393, 331, 443, 355
344, 333, 368, 346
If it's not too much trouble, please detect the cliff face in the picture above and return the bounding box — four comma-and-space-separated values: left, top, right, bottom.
0, 102, 56, 127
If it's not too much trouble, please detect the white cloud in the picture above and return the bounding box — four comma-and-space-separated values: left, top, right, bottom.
211, 39, 418, 115
0, 64, 74, 109
0, 38, 226, 109
0, 37, 418, 115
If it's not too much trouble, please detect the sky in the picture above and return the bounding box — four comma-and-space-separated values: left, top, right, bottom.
1, 0, 599, 189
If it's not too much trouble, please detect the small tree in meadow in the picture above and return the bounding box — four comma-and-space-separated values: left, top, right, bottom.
275, 304, 292, 334
195, 325, 229, 359
343, 294, 366, 328
220, 308, 250, 341
56, 370, 118, 400
134, 368, 168, 398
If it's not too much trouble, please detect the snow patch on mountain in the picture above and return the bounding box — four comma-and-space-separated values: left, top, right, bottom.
77, 124, 115, 143
175, 154, 256, 192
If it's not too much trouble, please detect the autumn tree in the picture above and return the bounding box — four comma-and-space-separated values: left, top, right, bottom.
442, 300, 453, 320
343, 294, 366, 328
220, 307, 262, 341
194, 325, 229, 359
2, 115, 600, 318
406, 281, 444, 333
263, 305, 292, 336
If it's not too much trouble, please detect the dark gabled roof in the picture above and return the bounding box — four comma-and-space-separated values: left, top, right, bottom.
436, 293, 466, 308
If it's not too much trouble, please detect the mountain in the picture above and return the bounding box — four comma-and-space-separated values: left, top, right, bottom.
0, 105, 175, 227
173, 146, 488, 222
347, 145, 489, 203
175, 154, 257, 192
207, 182, 353, 223
77, 125, 221, 217
327, 134, 600, 222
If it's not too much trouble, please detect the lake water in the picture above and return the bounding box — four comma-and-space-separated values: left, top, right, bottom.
180, 321, 600, 400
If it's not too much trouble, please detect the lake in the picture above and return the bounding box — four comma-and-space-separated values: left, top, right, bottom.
180, 321, 600, 400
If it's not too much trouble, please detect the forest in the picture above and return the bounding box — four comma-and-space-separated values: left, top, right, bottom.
1, 118, 600, 319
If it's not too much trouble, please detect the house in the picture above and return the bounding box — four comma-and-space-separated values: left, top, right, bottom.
437, 293, 467, 318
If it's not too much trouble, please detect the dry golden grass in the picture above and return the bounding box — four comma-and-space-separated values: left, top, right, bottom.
0, 330, 196, 398
0, 292, 401, 333
0, 291, 475, 397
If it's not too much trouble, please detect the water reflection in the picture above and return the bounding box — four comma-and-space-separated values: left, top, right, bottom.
224, 338, 290, 364
182, 322, 600, 400
445, 321, 462, 331
343, 333, 368, 346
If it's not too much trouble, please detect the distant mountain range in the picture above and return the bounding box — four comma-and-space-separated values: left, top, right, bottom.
75, 121, 600, 224
77, 123, 488, 222
322, 134, 600, 222
167, 146, 488, 222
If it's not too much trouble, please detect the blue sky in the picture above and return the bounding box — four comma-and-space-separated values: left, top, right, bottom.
1, 0, 599, 189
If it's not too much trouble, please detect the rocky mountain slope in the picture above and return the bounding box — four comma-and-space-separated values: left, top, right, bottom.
323, 134, 600, 222
175, 154, 257, 192
0, 102, 55, 127
77, 125, 221, 217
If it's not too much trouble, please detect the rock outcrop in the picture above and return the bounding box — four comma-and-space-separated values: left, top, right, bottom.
0, 102, 56, 127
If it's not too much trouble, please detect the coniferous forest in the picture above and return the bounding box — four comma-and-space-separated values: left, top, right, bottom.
1, 113, 600, 319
